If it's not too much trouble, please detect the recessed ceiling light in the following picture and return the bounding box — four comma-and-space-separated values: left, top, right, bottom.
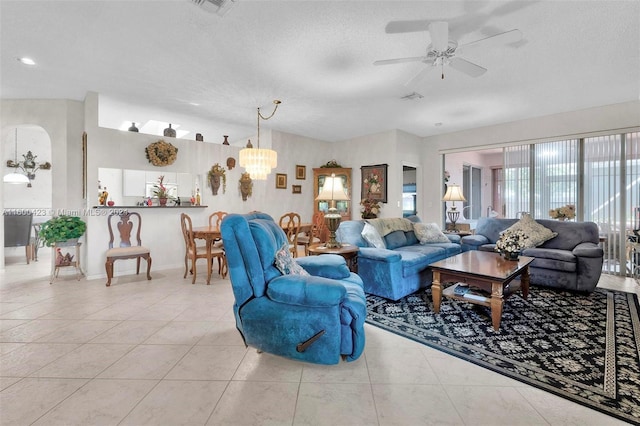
189, 102, 200, 106
17, 57, 36, 66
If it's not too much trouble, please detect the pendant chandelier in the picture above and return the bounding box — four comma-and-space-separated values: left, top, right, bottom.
239, 100, 281, 180
3, 128, 35, 186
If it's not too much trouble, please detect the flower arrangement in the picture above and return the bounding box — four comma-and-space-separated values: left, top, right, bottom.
549, 204, 576, 220
320, 160, 342, 168
360, 197, 381, 219
152, 175, 172, 199
145, 140, 178, 166
363, 169, 383, 195
207, 163, 226, 194
495, 229, 529, 254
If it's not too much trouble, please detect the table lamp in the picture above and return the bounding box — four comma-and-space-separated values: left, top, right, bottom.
442, 183, 466, 232
315, 173, 350, 248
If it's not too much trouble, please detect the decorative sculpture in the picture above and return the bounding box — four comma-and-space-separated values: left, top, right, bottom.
239, 172, 253, 201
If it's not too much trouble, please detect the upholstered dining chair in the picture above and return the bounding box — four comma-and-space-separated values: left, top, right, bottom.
105, 211, 152, 287
297, 211, 326, 256
279, 212, 301, 257
181, 213, 226, 284
3, 212, 33, 264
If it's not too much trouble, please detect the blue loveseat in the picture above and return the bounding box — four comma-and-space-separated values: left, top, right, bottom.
336, 216, 462, 300
221, 212, 366, 365
461, 217, 604, 292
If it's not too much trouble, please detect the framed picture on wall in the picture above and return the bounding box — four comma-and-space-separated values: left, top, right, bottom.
276, 173, 287, 189
296, 165, 306, 180
292, 185, 301, 194
361, 164, 388, 203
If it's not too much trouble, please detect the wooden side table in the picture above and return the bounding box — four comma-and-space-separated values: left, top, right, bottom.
51, 241, 84, 284
307, 243, 359, 273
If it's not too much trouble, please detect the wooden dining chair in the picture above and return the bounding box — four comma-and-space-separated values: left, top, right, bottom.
105, 212, 152, 287
297, 211, 326, 256
181, 213, 225, 284
208, 211, 227, 246
279, 212, 301, 257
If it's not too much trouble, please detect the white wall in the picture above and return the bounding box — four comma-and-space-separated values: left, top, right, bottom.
1, 99, 84, 268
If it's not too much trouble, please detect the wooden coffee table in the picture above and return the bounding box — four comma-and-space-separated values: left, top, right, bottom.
307, 243, 359, 272
429, 251, 534, 330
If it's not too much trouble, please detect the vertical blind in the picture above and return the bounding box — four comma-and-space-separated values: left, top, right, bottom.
502, 131, 639, 276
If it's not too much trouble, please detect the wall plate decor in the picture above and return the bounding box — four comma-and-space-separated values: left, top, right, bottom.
296, 165, 306, 180
145, 140, 178, 166
292, 185, 301, 194
276, 173, 287, 189
361, 164, 388, 203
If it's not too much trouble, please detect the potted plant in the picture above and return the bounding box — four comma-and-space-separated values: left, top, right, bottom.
360, 197, 381, 219
152, 175, 173, 206
39, 215, 87, 247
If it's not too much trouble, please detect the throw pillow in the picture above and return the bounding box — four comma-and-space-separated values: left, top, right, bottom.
361, 222, 386, 249
505, 214, 557, 248
274, 243, 309, 276
413, 222, 450, 244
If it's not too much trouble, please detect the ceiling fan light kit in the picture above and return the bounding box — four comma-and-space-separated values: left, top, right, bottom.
374, 20, 522, 83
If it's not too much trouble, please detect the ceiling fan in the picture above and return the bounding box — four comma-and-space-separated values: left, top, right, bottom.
374, 21, 522, 85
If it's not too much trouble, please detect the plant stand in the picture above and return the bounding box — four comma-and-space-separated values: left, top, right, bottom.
50, 241, 84, 284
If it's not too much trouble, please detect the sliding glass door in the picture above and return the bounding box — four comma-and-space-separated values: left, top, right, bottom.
502, 131, 640, 276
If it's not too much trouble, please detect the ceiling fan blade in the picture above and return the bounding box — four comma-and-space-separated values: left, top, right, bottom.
373, 56, 426, 66
458, 29, 522, 52
404, 65, 433, 87
385, 20, 430, 34
428, 21, 449, 51
449, 57, 487, 78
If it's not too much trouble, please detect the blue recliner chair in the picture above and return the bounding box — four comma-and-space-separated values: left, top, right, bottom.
221, 212, 366, 365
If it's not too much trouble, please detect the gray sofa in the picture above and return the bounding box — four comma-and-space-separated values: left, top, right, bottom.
461, 217, 604, 292
336, 216, 462, 300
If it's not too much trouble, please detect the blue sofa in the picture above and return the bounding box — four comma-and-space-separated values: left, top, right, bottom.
461, 217, 604, 292
221, 212, 366, 365
336, 216, 462, 300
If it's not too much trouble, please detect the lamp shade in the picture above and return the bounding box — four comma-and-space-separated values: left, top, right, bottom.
3, 172, 29, 184
442, 184, 466, 202
315, 174, 349, 201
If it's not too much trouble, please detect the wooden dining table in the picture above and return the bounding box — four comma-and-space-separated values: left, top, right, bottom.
191, 226, 225, 284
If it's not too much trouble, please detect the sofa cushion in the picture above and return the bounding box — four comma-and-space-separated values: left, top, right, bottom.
413, 222, 449, 244
361, 222, 386, 248
394, 246, 446, 278
274, 244, 310, 276
505, 214, 557, 248
385, 230, 407, 249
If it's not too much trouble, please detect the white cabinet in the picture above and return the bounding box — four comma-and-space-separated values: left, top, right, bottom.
123, 169, 146, 197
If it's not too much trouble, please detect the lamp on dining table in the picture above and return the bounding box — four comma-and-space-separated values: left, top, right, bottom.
315, 173, 350, 248
442, 183, 466, 232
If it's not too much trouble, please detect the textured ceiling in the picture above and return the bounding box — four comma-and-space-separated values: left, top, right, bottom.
1, 0, 639, 143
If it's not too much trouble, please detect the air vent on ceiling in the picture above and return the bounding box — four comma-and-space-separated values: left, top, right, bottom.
400, 92, 424, 100
190, 0, 237, 16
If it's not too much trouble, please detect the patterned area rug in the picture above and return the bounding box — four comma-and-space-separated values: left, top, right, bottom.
366, 287, 640, 425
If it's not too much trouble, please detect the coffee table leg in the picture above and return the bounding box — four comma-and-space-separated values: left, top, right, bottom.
432, 271, 442, 313
521, 266, 530, 299
490, 282, 504, 330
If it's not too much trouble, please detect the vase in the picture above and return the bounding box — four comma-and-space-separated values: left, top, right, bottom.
362, 213, 377, 219
503, 251, 519, 261
163, 124, 176, 137
159, 197, 168, 206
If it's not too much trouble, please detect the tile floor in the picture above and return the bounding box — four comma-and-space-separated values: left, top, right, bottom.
1, 249, 637, 425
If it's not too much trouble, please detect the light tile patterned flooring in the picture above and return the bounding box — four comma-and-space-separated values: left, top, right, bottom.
1, 249, 637, 425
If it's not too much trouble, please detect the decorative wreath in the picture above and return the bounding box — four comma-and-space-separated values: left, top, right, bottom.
145, 140, 178, 166
207, 163, 227, 194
